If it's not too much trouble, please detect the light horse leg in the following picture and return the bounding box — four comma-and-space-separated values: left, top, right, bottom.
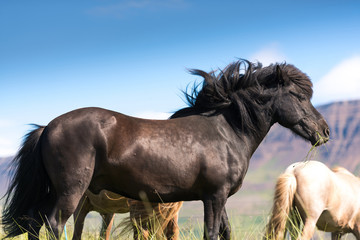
294, 191, 325, 240
299, 216, 319, 240
99, 213, 115, 240
72, 195, 93, 240
164, 211, 179, 240
161, 202, 183, 240
127, 200, 183, 240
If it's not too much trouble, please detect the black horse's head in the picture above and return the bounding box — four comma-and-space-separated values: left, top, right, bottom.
270, 64, 330, 145
176, 60, 330, 146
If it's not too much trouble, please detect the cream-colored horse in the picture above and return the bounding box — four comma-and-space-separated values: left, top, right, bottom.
265, 161, 360, 240
72, 190, 183, 240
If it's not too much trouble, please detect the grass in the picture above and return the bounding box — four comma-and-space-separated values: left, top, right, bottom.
3, 207, 356, 240
0, 202, 270, 239
0, 214, 270, 240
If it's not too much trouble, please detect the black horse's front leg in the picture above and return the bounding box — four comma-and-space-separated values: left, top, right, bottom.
203, 194, 227, 240
219, 208, 231, 240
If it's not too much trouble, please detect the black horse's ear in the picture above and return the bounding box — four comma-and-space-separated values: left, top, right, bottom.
276, 65, 290, 86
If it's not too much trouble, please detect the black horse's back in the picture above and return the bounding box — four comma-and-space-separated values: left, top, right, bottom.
2, 125, 49, 238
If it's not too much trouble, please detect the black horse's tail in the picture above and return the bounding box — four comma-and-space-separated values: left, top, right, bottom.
2, 125, 50, 237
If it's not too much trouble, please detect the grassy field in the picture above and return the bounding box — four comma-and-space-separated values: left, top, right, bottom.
0, 213, 272, 240
1, 212, 355, 239
0, 158, 357, 239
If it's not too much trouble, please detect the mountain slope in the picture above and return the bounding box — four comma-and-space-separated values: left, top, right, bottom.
251, 99, 360, 172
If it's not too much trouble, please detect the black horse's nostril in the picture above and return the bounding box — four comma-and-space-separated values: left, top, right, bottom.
324, 128, 330, 138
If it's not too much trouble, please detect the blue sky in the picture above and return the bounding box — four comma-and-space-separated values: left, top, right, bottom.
1, 0, 360, 156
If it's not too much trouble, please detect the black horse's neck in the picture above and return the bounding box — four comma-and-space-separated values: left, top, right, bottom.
172, 97, 275, 159
222, 99, 275, 158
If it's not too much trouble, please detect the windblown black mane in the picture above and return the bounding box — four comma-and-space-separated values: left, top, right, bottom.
172, 59, 313, 119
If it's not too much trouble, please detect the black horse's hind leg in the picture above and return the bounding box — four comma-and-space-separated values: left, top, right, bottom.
46, 193, 87, 239
202, 192, 227, 240
41, 139, 96, 239
72, 195, 93, 240
44, 163, 94, 239
219, 209, 231, 240
25, 194, 58, 240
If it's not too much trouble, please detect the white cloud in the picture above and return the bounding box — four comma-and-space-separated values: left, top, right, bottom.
250, 44, 288, 66
134, 111, 171, 120
313, 56, 360, 105
0, 121, 25, 157
0, 137, 18, 157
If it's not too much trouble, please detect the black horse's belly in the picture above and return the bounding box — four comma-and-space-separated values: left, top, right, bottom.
89, 142, 235, 203
89, 153, 207, 202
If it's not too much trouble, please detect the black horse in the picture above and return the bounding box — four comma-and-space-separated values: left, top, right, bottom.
2, 60, 329, 240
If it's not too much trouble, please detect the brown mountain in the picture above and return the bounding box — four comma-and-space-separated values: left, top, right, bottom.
251, 99, 360, 172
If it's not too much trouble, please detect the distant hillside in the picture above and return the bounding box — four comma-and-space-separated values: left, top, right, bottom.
251, 99, 360, 173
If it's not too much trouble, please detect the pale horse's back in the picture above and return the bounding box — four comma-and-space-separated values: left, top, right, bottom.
286, 160, 360, 233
